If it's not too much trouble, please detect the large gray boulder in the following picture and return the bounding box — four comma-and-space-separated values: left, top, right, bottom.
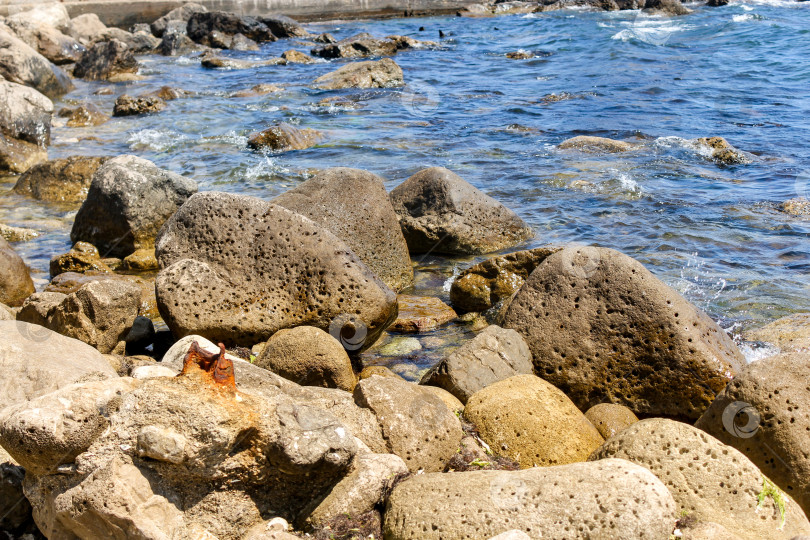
591, 419, 810, 540
501, 246, 745, 419
0, 24, 73, 98
273, 167, 414, 292
150, 3, 207, 37
155, 191, 397, 348
73, 39, 140, 81
420, 325, 533, 403
71, 155, 197, 258
0, 320, 116, 411
353, 375, 462, 473
384, 459, 677, 539
390, 167, 534, 255
0, 79, 52, 174
0, 237, 35, 306
696, 352, 810, 517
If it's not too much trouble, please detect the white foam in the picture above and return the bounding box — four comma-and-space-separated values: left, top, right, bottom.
127, 129, 188, 152
738, 340, 780, 363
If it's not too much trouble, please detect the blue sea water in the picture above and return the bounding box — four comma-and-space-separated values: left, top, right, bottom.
2, 0, 809, 368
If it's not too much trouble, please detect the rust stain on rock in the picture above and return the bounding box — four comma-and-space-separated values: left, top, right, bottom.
180, 341, 236, 390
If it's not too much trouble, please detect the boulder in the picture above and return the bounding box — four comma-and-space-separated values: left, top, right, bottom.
154, 191, 397, 348
677, 520, 743, 540
781, 198, 810, 217
247, 122, 322, 152
301, 452, 408, 528
73, 39, 139, 81
0, 320, 116, 410
200, 53, 284, 69
645, 0, 692, 14
0, 237, 34, 306
142, 85, 193, 101
384, 458, 677, 539
313, 58, 404, 90
187, 11, 275, 46
17, 290, 66, 326
256, 326, 357, 392
0, 301, 13, 319
281, 49, 314, 63
693, 136, 750, 165
501, 246, 745, 419
558, 135, 635, 153
97, 27, 159, 53
13, 156, 107, 204
60, 103, 109, 127
231, 83, 283, 98
150, 3, 207, 37
743, 313, 810, 353
0, 132, 47, 173
66, 13, 107, 45
259, 14, 308, 38
450, 247, 561, 312
584, 403, 639, 439
71, 155, 198, 258
353, 375, 462, 472
390, 167, 534, 255
156, 22, 202, 55
273, 167, 413, 292
50, 248, 112, 277
5, 3, 70, 31
590, 419, 810, 540
12, 364, 361, 539
45, 271, 159, 319
390, 295, 457, 332
696, 352, 810, 516
421, 325, 532, 403
112, 94, 166, 116
0, 24, 73, 98
5, 18, 84, 65
229, 33, 259, 51
121, 248, 158, 271
465, 374, 604, 468
0, 79, 52, 173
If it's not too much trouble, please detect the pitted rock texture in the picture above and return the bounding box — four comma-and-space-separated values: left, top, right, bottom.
71, 155, 197, 258
584, 403, 639, 439
420, 325, 532, 403
464, 374, 604, 468
0, 320, 116, 411
13, 156, 107, 204
273, 167, 413, 292
353, 375, 462, 473
450, 246, 561, 312
390, 167, 534, 255
590, 419, 810, 540
696, 352, 810, 517
501, 246, 745, 419
383, 459, 677, 539
313, 58, 404, 90
155, 191, 397, 348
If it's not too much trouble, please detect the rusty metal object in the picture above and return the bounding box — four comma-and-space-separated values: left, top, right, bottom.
180, 341, 236, 390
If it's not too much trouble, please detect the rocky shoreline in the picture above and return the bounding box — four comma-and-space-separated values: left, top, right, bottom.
2, 2, 810, 540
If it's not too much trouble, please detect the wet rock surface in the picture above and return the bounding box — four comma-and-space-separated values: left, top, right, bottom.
13, 156, 107, 204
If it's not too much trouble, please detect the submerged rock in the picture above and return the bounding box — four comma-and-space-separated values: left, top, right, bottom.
591, 419, 810, 540
60, 103, 109, 127
421, 325, 533, 403
71, 155, 198, 258
450, 246, 560, 312
155, 191, 397, 348
13, 156, 107, 204
780, 197, 810, 217
693, 136, 750, 165
310, 33, 434, 59
384, 459, 676, 539
273, 167, 413, 292
281, 49, 315, 63
73, 39, 140, 81
247, 122, 322, 151
558, 135, 635, 153
696, 352, 810, 517
0, 237, 35, 306
501, 246, 745, 419
743, 312, 810, 353
112, 94, 166, 116
313, 58, 404, 90
390, 167, 534, 255
390, 295, 457, 333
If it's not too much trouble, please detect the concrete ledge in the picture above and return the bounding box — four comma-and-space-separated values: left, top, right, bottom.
0, 0, 473, 27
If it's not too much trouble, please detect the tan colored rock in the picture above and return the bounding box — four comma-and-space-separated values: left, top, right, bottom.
696, 352, 810, 517
66, 13, 107, 45
256, 326, 357, 391
781, 197, 810, 217
50, 248, 112, 277
46, 271, 159, 319
0, 24, 73, 98
694, 136, 750, 165
743, 313, 810, 353
354, 375, 462, 472
121, 248, 158, 271
281, 49, 314, 63
113, 94, 166, 116
0, 132, 47, 173
13, 156, 107, 204
465, 374, 604, 468
590, 419, 810, 540
0, 237, 34, 306
313, 58, 404, 90
422, 385, 463, 415
678, 520, 744, 540
421, 325, 532, 404
450, 246, 560, 312
62, 104, 109, 127
359, 365, 402, 380
230, 83, 283, 98
391, 295, 456, 333
501, 246, 745, 419
0, 223, 38, 242
558, 135, 635, 153
247, 122, 321, 152
384, 459, 677, 539
584, 403, 639, 439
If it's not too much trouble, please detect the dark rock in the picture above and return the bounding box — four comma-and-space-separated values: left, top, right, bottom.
73, 39, 139, 81
259, 14, 309, 38
112, 94, 166, 116
390, 167, 534, 255
150, 3, 207, 37
187, 11, 275, 46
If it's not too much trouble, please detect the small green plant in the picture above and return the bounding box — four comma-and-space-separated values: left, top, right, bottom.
756, 476, 786, 530
469, 458, 491, 468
